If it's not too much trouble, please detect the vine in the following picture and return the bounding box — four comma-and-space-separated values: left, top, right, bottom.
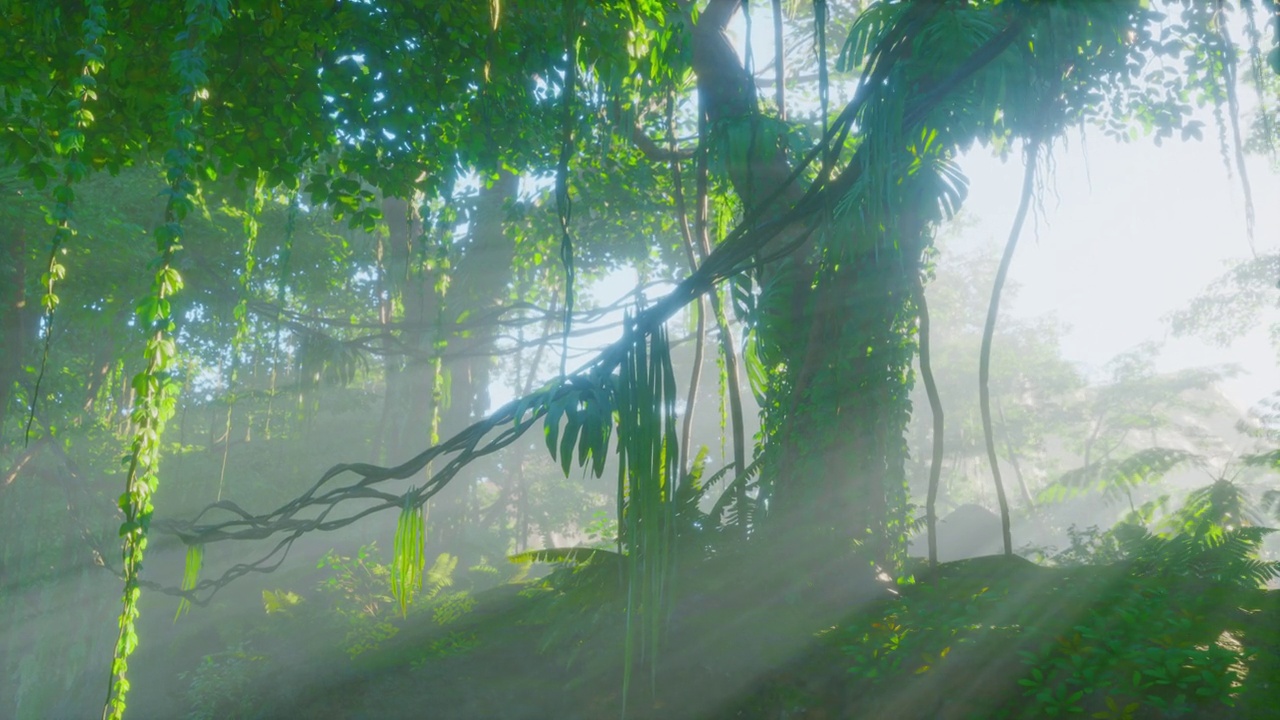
555, 0, 580, 377
263, 190, 297, 439
978, 136, 1041, 559
216, 172, 266, 501
103, 1, 228, 718
916, 267, 945, 568
24, 0, 107, 444
427, 200, 451, 451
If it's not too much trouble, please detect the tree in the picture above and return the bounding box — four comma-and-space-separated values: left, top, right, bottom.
2, 1, 1277, 717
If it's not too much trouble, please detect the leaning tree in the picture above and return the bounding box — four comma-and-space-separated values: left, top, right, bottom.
3, 0, 1277, 717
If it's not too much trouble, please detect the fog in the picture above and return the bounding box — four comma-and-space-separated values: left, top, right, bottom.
4, 2, 1280, 718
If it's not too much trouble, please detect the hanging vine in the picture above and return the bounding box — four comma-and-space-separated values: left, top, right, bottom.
1241, 0, 1278, 157
263, 189, 297, 439
555, 0, 580, 377
427, 200, 451, 453
391, 494, 427, 617
103, 2, 228, 718
24, 0, 107, 445
978, 136, 1041, 560
1211, 0, 1257, 255
669, 91, 707, 478
815, 0, 829, 133
216, 172, 267, 501
771, 0, 786, 119
613, 320, 680, 711
916, 268, 945, 568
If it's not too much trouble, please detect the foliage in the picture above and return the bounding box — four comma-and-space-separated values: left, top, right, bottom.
1045, 524, 1129, 568
840, 490, 1279, 719
1009, 519, 1277, 719
315, 544, 399, 656
537, 320, 683, 709
2, 0, 1278, 716
1037, 447, 1201, 505
512, 547, 626, 663
1172, 253, 1280, 349
179, 643, 265, 720
390, 501, 426, 617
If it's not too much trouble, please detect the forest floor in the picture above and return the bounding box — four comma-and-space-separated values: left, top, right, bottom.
146, 553, 1279, 720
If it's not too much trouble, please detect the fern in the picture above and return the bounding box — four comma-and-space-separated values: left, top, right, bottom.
1262, 489, 1280, 522
1037, 448, 1200, 504
1119, 522, 1279, 590
423, 552, 458, 603
508, 546, 622, 567
1171, 479, 1266, 537
1240, 448, 1280, 469
713, 470, 759, 530
673, 445, 710, 526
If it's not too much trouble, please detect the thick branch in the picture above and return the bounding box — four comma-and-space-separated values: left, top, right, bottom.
631, 124, 696, 161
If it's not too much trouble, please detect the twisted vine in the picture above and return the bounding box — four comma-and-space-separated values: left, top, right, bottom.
24, 0, 107, 445
103, 2, 228, 718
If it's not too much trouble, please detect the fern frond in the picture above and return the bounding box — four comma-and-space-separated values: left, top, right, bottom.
1261, 489, 1280, 521
675, 445, 710, 514
708, 457, 763, 527
424, 552, 458, 602
1037, 448, 1199, 504
508, 546, 623, 566
1240, 449, 1280, 469
1172, 479, 1267, 538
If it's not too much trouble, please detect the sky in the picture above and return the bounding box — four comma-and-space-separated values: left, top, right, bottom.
955, 128, 1279, 412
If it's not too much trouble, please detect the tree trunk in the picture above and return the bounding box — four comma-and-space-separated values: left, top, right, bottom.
433, 170, 519, 561
1, 222, 29, 447
763, 250, 922, 568
691, 0, 804, 221
689, 0, 924, 570
381, 194, 430, 465
382, 171, 520, 560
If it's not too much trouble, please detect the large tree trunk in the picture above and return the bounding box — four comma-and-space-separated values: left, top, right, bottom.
380, 194, 428, 464
768, 256, 921, 561
691, 0, 804, 221
432, 170, 519, 562
380, 172, 519, 560
690, 1, 923, 569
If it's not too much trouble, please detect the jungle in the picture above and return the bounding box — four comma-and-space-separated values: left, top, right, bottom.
2, 0, 1280, 718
